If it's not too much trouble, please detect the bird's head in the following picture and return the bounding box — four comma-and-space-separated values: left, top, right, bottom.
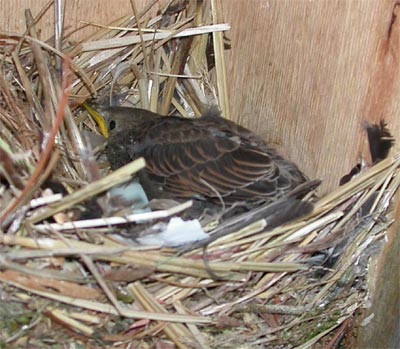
83, 104, 160, 138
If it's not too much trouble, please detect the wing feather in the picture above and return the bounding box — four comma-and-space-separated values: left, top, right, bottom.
107, 112, 308, 202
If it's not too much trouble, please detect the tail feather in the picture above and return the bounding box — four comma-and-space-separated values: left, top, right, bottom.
180, 198, 314, 252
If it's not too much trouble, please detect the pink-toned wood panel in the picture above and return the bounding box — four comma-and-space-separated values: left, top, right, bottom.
221, 0, 400, 193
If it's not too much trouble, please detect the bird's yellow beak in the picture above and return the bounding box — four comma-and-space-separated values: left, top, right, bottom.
83, 103, 109, 138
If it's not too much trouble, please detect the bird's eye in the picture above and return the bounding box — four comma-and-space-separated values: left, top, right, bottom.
109, 120, 116, 130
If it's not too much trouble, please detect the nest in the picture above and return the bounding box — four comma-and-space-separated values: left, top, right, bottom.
0, 1, 399, 348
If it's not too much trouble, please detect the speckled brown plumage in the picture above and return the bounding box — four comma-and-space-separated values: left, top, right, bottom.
95, 106, 312, 204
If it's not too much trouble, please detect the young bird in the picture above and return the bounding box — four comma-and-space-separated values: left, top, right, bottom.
86, 105, 317, 206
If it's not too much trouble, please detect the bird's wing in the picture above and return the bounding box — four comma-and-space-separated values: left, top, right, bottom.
115, 117, 304, 202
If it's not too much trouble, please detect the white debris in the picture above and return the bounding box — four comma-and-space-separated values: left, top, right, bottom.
137, 217, 209, 247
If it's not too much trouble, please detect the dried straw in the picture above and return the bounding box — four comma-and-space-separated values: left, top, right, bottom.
0, 1, 398, 348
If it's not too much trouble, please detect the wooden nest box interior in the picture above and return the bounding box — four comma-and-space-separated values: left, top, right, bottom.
1, 1, 399, 348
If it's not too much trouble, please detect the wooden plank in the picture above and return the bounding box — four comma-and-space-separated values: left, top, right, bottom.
221, 0, 400, 193
1, 0, 148, 40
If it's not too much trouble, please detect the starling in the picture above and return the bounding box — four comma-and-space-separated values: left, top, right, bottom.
85, 105, 315, 206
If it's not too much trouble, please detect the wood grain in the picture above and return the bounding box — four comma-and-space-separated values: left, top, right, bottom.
2, 0, 400, 193
1, 0, 148, 40
221, 0, 400, 194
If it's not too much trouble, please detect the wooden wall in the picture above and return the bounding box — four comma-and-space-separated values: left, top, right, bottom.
2, 0, 400, 193
221, 0, 400, 194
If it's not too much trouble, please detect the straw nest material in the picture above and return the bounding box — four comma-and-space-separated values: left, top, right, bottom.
0, 1, 398, 348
